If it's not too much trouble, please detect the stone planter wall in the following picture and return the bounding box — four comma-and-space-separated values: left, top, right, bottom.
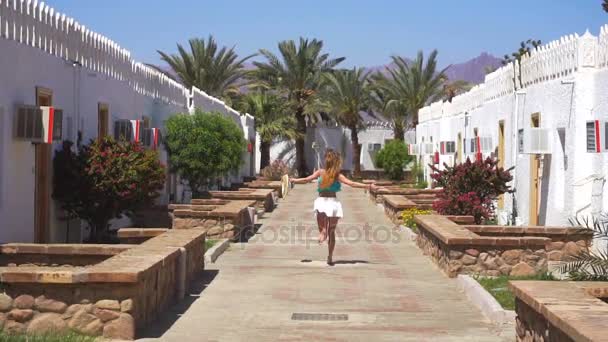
243, 181, 282, 197
117, 229, 168, 244
382, 195, 436, 225
414, 215, 594, 278
170, 200, 256, 240
509, 281, 608, 342
514, 297, 573, 342
208, 188, 275, 213
0, 228, 206, 340
369, 187, 440, 204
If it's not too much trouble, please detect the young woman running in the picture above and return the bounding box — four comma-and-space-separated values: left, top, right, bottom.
291, 149, 376, 266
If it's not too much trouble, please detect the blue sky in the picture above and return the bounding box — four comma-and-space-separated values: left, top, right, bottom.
49, 0, 607, 68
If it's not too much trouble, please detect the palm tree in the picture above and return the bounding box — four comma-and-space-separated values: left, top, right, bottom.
236, 92, 297, 169
320, 68, 372, 178
372, 50, 447, 140
253, 38, 345, 176
158, 36, 255, 100
443, 79, 473, 102
369, 86, 406, 142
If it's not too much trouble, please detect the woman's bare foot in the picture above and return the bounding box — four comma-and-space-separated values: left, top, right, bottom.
327, 256, 334, 266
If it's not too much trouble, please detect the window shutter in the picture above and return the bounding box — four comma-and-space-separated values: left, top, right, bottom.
586, 121, 596, 152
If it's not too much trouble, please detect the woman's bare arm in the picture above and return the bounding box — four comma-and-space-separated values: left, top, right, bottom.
291, 169, 322, 184
338, 174, 376, 190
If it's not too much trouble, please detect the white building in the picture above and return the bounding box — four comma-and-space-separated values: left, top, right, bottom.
416, 28, 608, 227
270, 113, 396, 175
0, 1, 256, 243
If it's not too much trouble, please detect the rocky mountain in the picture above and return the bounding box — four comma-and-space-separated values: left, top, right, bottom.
366, 52, 503, 85
444, 52, 503, 84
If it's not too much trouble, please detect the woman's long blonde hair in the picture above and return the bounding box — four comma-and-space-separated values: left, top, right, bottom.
320, 149, 342, 188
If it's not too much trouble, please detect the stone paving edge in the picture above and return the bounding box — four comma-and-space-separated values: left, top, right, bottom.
456, 274, 516, 326
204, 239, 230, 264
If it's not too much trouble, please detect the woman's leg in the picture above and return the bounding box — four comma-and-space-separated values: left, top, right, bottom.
316, 213, 328, 243
327, 217, 339, 265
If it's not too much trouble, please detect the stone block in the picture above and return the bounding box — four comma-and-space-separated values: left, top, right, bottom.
563, 241, 582, 257
35, 295, 68, 313
8, 309, 33, 322
13, 295, 34, 309
547, 250, 563, 261
69, 309, 104, 336
27, 313, 68, 335
120, 299, 134, 313
4, 320, 25, 334
94, 307, 120, 322
103, 313, 135, 340
511, 262, 536, 277
502, 249, 523, 265
0, 293, 13, 312
462, 255, 477, 266
465, 249, 480, 257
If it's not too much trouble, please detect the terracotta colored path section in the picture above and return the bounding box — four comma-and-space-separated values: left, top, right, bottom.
139, 184, 511, 341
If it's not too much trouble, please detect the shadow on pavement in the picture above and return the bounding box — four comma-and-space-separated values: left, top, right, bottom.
137, 269, 219, 339
332, 260, 370, 265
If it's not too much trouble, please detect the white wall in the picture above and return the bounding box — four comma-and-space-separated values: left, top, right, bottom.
416, 28, 608, 227
0, 1, 252, 242
269, 122, 394, 174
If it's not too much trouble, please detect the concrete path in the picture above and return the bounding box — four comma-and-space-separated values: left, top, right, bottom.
139, 184, 512, 341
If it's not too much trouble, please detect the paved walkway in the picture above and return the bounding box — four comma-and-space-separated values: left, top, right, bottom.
140, 184, 512, 341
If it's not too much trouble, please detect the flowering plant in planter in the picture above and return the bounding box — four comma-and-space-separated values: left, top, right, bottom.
53, 138, 165, 242
261, 160, 295, 180
430, 157, 513, 224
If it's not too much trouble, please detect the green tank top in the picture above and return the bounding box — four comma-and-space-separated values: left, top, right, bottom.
318, 176, 341, 192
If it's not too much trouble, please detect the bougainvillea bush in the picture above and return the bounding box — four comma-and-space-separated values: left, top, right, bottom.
53, 138, 165, 242
261, 160, 294, 180
430, 157, 513, 224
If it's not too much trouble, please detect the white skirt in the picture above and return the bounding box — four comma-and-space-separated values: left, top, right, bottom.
313, 197, 344, 218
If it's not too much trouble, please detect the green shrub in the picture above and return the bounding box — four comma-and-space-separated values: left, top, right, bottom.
559, 215, 608, 281
375, 140, 413, 180
164, 110, 246, 197
53, 138, 165, 243
475, 273, 556, 310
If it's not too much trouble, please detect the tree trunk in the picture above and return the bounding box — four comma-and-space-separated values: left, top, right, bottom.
350, 127, 361, 179
393, 122, 404, 141
260, 140, 271, 170
295, 108, 308, 176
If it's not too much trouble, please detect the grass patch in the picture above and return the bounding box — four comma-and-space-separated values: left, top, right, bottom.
0, 332, 95, 342
475, 273, 556, 310
205, 239, 219, 251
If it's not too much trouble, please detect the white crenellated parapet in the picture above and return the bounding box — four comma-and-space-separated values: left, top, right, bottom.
0, 0, 188, 107
520, 33, 580, 87
191, 86, 243, 119
484, 63, 516, 101
418, 26, 608, 124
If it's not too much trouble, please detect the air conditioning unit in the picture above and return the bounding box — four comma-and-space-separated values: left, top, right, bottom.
522, 128, 553, 154
408, 143, 420, 156
114, 119, 143, 142
423, 143, 434, 154
14, 105, 62, 143
479, 137, 493, 153
142, 128, 162, 149
586, 120, 605, 153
